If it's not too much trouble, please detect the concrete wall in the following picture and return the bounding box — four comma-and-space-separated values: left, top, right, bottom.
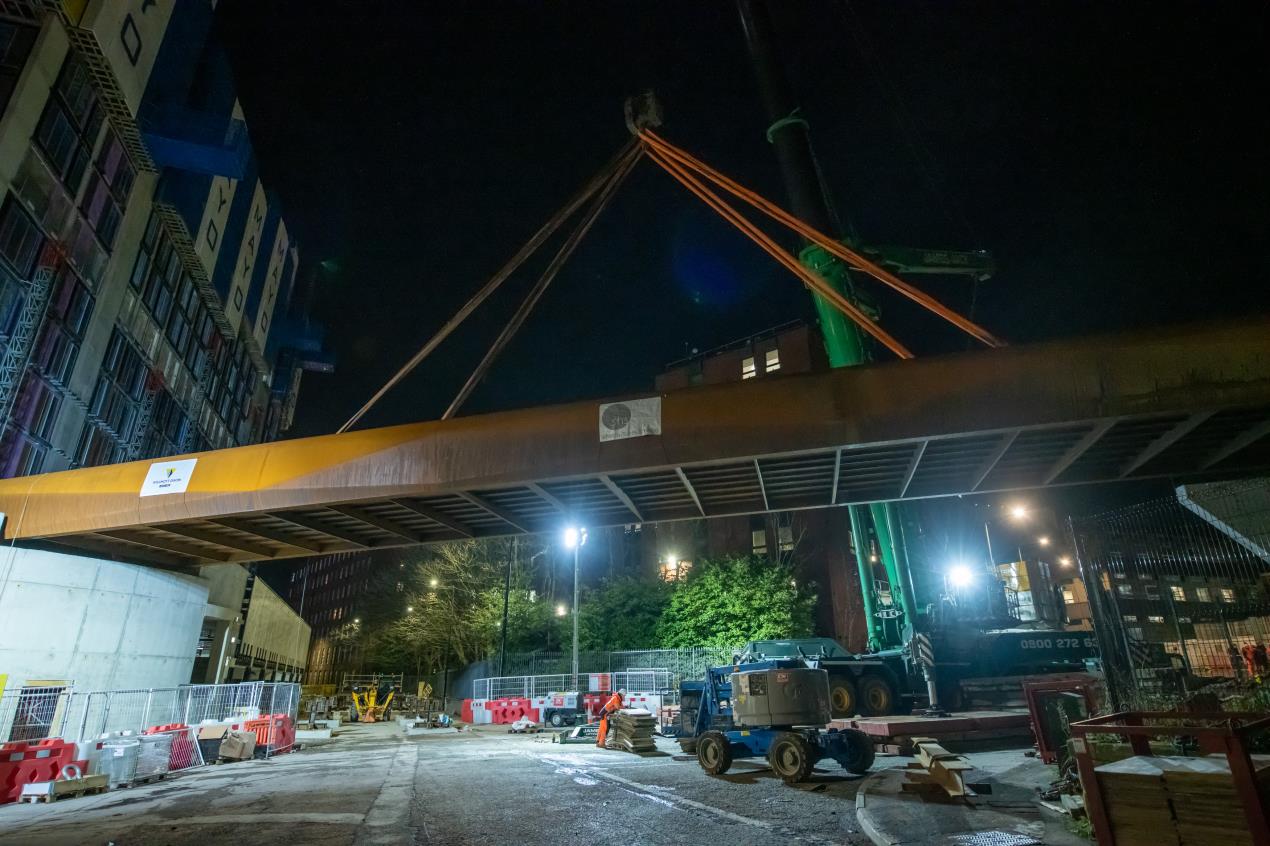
0, 544, 208, 690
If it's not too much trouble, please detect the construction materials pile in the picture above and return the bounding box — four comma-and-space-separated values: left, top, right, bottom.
606, 709, 657, 754
1093, 754, 1270, 846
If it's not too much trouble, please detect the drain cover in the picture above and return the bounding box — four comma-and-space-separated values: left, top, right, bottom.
950, 833, 1041, 846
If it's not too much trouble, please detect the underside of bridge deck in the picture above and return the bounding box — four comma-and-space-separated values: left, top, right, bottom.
0, 317, 1267, 569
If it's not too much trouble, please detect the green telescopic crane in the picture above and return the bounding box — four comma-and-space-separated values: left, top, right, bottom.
735, 0, 928, 650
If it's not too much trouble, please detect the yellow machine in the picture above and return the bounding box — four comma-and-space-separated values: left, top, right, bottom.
350, 682, 397, 723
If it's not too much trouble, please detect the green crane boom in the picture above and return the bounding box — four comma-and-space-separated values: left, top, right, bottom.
737, 0, 985, 649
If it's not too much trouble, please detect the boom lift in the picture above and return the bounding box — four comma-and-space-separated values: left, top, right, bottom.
680, 660, 874, 783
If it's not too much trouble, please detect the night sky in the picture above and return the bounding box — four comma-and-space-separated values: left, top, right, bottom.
214, 1, 1269, 440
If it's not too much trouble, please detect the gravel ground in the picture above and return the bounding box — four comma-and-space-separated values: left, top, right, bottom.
0, 722, 880, 845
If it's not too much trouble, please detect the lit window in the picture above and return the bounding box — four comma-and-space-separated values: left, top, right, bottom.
1195, 587, 1211, 602
741, 356, 756, 379
777, 525, 794, 552
751, 529, 767, 555
765, 348, 780, 373
1170, 585, 1185, 601
660, 559, 692, 582
1147, 615, 1165, 624
1061, 587, 1076, 604
1117, 584, 1133, 597
1220, 588, 1236, 603
1122, 615, 1137, 623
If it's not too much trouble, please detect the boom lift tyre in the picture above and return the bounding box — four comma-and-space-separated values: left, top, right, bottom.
840, 729, 875, 773
697, 731, 733, 775
768, 732, 814, 783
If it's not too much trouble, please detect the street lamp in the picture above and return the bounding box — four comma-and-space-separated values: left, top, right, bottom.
1008, 504, 1029, 521
406, 606, 414, 613
556, 603, 568, 617
562, 525, 587, 690
1058, 555, 1073, 567
429, 577, 439, 589
948, 563, 975, 589
1038, 536, 1051, 547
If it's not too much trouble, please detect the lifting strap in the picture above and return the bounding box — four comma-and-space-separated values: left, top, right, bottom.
339, 127, 1002, 433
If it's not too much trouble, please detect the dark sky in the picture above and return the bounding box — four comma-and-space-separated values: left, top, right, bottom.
214, 1, 1269, 438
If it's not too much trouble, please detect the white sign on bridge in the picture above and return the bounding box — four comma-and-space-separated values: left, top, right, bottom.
598, 397, 661, 442
139, 458, 198, 497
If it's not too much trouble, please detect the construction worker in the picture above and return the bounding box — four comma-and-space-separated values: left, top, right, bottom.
596, 688, 625, 748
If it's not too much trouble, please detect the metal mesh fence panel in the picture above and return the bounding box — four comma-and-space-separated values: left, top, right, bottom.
1071, 482, 1270, 707
0, 685, 71, 743
470, 647, 738, 700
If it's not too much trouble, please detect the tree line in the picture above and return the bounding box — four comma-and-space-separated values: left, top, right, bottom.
329, 536, 817, 677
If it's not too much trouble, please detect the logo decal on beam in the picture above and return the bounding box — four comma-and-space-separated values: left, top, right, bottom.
599, 397, 661, 442
140, 458, 198, 497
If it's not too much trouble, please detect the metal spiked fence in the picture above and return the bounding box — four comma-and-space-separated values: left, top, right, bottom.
1071, 481, 1270, 707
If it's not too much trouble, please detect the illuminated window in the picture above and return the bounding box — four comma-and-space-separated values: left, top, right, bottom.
1122, 615, 1137, 622
1062, 587, 1076, 604
765, 348, 780, 373
777, 525, 794, 552
741, 356, 756, 379
1220, 588, 1236, 603
660, 559, 692, 582
1170, 585, 1186, 601
1147, 615, 1165, 624
1117, 584, 1133, 597
751, 529, 767, 555
1195, 587, 1211, 602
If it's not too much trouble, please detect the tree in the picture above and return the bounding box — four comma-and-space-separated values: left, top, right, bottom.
578, 576, 672, 650
656, 554, 816, 648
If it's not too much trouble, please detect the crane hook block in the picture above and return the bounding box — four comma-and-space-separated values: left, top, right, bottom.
624, 90, 663, 135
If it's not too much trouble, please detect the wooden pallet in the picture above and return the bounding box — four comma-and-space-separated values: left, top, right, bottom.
18, 777, 108, 804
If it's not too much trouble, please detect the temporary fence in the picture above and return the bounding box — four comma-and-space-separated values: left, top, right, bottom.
0, 681, 300, 771
1071, 481, 1270, 707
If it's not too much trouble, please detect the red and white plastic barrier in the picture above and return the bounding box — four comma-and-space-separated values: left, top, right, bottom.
463, 687, 665, 727
1, 739, 86, 804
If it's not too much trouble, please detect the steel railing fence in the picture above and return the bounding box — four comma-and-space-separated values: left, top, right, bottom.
471, 646, 739, 701
0, 682, 301, 762
1071, 482, 1270, 708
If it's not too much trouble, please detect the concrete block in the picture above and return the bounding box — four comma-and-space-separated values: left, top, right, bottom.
295, 728, 332, 742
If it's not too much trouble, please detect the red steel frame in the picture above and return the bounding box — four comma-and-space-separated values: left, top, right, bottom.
1068, 710, 1270, 845
1021, 676, 1101, 764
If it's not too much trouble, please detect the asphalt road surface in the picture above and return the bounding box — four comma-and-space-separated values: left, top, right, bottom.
0, 722, 875, 845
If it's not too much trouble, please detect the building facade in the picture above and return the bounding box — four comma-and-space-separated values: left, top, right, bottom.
0, 1, 329, 481
284, 550, 385, 686
0, 2, 327, 696
194, 563, 310, 684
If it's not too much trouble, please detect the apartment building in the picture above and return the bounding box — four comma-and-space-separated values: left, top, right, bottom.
0, 1, 329, 481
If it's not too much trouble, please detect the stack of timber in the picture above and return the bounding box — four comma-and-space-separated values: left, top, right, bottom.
608, 709, 657, 754
1094, 754, 1270, 846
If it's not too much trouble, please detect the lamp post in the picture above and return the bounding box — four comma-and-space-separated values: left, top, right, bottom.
563, 526, 587, 691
